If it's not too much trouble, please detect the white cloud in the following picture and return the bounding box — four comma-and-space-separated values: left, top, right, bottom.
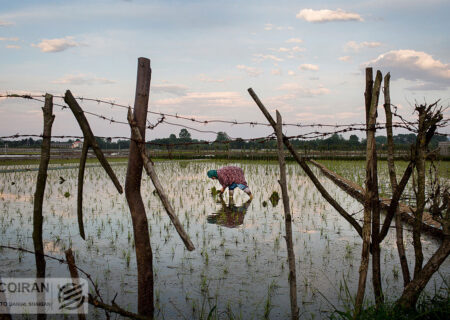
299, 64, 319, 71
6, 44, 20, 49
152, 83, 188, 96
236, 65, 263, 77
253, 53, 283, 62
286, 38, 303, 44
364, 49, 450, 90
278, 83, 330, 96
31, 36, 79, 53
296, 8, 363, 23
295, 111, 359, 121
264, 23, 293, 31
345, 41, 382, 52
52, 74, 115, 85
0, 37, 19, 41
339, 56, 351, 62
154, 91, 248, 108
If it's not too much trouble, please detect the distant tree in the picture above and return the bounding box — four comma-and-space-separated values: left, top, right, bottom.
179, 129, 191, 140
349, 135, 359, 145
169, 134, 177, 142
215, 131, 229, 142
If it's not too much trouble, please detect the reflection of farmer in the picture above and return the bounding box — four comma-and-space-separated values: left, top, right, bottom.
207, 196, 252, 228
207, 166, 253, 200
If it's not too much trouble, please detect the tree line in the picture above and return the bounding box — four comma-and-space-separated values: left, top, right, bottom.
1, 128, 447, 151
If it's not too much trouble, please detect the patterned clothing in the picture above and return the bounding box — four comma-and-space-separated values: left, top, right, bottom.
216, 166, 248, 189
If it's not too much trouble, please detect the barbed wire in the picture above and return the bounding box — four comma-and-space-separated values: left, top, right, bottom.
4, 93, 447, 131
1, 93, 448, 141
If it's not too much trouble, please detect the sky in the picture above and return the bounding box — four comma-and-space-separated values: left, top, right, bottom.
0, 0, 449, 142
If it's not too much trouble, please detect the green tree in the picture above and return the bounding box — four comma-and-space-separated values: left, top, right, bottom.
178, 129, 191, 140
215, 131, 229, 142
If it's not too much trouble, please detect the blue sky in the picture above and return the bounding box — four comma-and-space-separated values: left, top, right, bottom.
0, 0, 449, 141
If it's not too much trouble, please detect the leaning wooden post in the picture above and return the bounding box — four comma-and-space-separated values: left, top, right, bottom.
275, 111, 299, 320
125, 57, 154, 317
64, 90, 123, 239
248, 88, 363, 238
33, 93, 54, 320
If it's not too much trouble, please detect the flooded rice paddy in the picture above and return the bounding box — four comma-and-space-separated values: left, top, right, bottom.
0, 160, 449, 319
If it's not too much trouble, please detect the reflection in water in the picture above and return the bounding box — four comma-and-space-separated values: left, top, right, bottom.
207, 196, 252, 228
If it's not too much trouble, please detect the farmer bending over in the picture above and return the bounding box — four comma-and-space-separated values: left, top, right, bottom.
207, 166, 253, 200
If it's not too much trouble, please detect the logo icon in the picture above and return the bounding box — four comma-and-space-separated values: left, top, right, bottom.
58, 283, 85, 310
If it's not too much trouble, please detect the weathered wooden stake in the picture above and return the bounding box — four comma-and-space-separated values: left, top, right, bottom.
127, 108, 194, 251
33, 93, 54, 320
65, 249, 87, 320
275, 111, 299, 320
355, 69, 383, 314
125, 57, 154, 317
64, 90, 123, 239
383, 73, 411, 287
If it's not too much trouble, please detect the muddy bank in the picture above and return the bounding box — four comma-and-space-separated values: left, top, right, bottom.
309, 160, 443, 239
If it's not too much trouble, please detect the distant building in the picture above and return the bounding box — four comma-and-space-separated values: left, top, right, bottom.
438, 141, 450, 156
72, 140, 83, 149
50, 142, 72, 149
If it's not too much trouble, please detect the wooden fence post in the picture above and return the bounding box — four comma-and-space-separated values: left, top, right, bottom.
275, 111, 299, 320
125, 57, 154, 317
33, 93, 54, 320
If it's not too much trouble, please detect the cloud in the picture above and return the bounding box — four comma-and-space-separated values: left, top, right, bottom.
154, 91, 248, 108
0, 20, 13, 27
286, 38, 303, 44
345, 41, 382, 52
339, 56, 351, 62
253, 53, 283, 62
278, 83, 330, 96
31, 36, 79, 52
299, 64, 319, 71
274, 46, 305, 55
363, 49, 450, 90
152, 83, 188, 96
295, 111, 359, 121
296, 8, 363, 23
52, 74, 115, 85
0, 37, 19, 41
6, 44, 20, 49
264, 23, 293, 31
236, 65, 263, 77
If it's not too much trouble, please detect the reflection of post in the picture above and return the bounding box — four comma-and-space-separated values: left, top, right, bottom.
65, 249, 86, 320
125, 57, 154, 318
275, 111, 299, 320
33, 94, 54, 320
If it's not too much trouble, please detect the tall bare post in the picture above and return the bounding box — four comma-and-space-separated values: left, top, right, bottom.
33, 93, 54, 320
355, 69, 383, 314
275, 111, 299, 320
383, 73, 410, 286
369, 70, 383, 306
125, 57, 154, 317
